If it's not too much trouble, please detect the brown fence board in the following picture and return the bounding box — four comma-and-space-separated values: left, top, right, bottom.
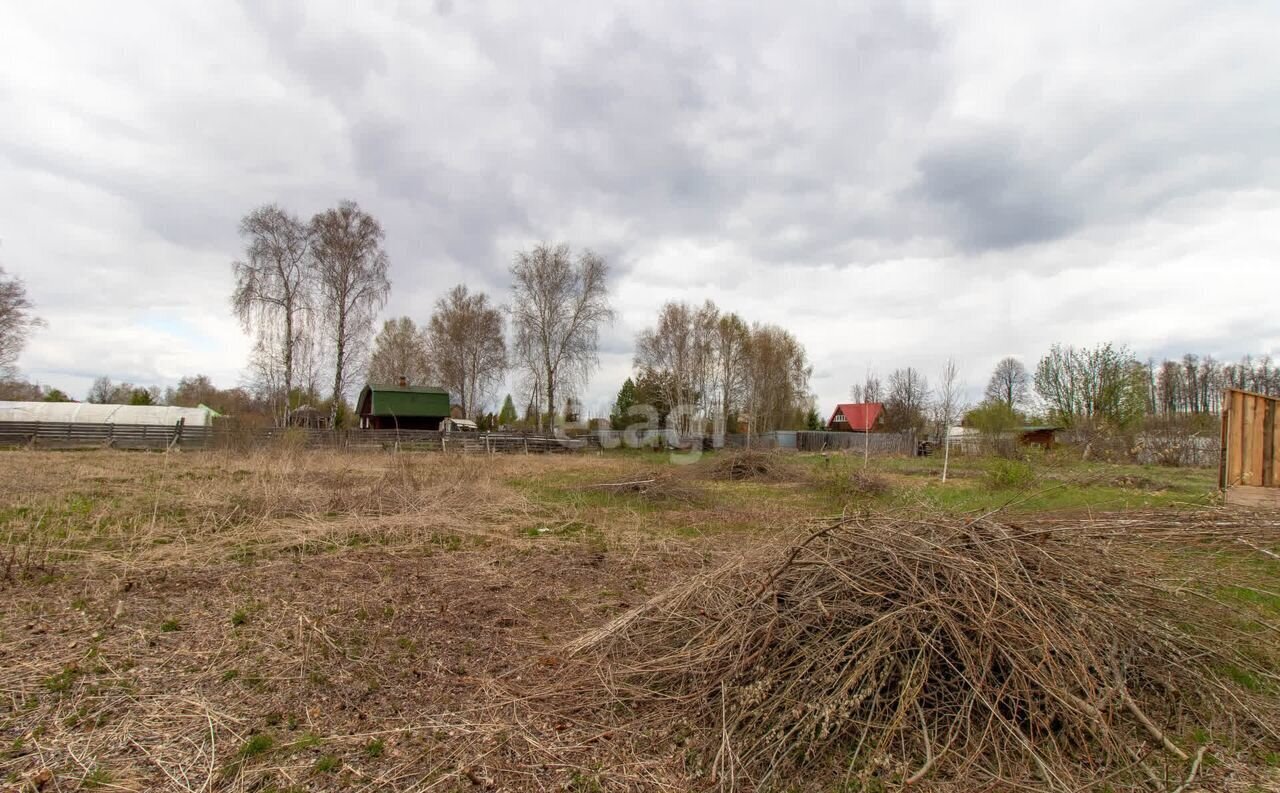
1265, 399, 1276, 487
1222, 388, 1280, 497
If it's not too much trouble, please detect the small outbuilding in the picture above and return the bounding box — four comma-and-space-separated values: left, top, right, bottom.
288, 405, 329, 429
356, 384, 452, 430
828, 402, 885, 432
1018, 426, 1062, 450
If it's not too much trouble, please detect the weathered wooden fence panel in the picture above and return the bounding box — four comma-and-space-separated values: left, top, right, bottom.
1, 422, 917, 457
1221, 388, 1280, 507
0, 423, 592, 454
794, 431, 913, 454
0, 421, 212, 450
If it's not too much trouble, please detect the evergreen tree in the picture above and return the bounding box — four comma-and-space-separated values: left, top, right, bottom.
610, 377, 637, 430
497, 394, 518, 428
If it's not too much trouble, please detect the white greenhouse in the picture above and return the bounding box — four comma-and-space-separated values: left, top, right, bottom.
0, 402, 215, 427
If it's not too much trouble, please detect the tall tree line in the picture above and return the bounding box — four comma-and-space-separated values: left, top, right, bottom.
630, 299, 812, 433
1150, 354, 1278, 415
978, 346, 1280, 430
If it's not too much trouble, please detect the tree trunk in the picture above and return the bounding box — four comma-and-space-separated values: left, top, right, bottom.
283, 306, 294, 428
331, 313, 346, 430
545, 358, 555, 433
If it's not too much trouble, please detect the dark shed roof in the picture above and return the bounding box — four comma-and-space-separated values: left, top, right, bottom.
356, 385, 452, 418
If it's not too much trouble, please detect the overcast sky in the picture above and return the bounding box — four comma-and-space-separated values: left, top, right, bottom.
3, 1, 1278, 413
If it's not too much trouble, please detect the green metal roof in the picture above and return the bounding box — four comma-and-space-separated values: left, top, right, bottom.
357, 385, 452, 418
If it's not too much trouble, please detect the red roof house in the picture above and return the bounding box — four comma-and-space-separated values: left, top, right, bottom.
828, 402, 885, 432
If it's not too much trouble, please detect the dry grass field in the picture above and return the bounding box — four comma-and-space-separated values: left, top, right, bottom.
1, 447, 1278, 792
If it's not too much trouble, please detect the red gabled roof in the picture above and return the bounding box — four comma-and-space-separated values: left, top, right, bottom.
829, 402, 884, 431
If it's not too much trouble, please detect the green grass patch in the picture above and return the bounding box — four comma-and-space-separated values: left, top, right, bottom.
314, 754, 340, 773
43, 665, 81, 694
83, 767, 112, 788
240, 733, 274, 758
1217, 585, 1280, 616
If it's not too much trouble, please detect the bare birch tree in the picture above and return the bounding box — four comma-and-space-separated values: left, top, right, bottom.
232, 205, 314, 425
932, 358, 964, 481
0, 266, 42, 379
310, 201, 391, 428
849, 371, 883, 404
885, 367, 929, 434
984, 356, 1030, 409
367, 317, 432, 386
743, 323, 811, 433
713, 311, 751, 432
509, 243, 613, 432
634, 301, 707, 433
427, 285, 507, 418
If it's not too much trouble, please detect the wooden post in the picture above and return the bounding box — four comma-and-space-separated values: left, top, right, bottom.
1220, 399, 1230, 491
941, 429, 951, 482
1264, 399, 1275, 489
1251, 396, 1267, 488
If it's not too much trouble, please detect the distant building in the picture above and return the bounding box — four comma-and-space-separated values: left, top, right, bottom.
0, 401, 214, 426
288, 405, 329, 429
1018, 426, 1061, 451
947, 425, 982, 454
355, 383, 452, 430
828, 402, 885, 432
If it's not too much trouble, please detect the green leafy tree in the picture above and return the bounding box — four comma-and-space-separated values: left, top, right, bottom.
1034, 342, 1148, 428
965, 401, 1022, 434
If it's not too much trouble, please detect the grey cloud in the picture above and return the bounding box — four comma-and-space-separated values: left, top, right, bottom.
237, 0, 388, 102
911, 133, 1083, 251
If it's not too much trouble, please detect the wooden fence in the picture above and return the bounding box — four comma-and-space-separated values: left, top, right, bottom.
0, 421, 210, 450
0, 422, 918, 457
0, 422, 588, 454
1221, 389, 1280, 507
794, 431, 914, 454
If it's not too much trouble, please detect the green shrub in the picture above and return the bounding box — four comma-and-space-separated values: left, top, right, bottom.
985, 459, 1035, 490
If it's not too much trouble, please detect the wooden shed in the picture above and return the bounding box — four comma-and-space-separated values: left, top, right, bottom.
1221, 388, 1280, 507
356, 384, 452, 430
1018, 426, 1062, 451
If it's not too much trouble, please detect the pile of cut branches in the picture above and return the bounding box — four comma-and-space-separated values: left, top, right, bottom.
700, 450, 798, 482
562, 512, 1279, 790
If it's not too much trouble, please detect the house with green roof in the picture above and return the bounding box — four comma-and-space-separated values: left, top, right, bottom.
356, 382, 452, 430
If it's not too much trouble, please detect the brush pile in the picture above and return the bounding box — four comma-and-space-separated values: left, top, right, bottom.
702, 449, 798, 482
566, 512, 1278, 790
844, 468, 892, 498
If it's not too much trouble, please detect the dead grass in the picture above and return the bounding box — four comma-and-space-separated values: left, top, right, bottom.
0, 448, 1277, 792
